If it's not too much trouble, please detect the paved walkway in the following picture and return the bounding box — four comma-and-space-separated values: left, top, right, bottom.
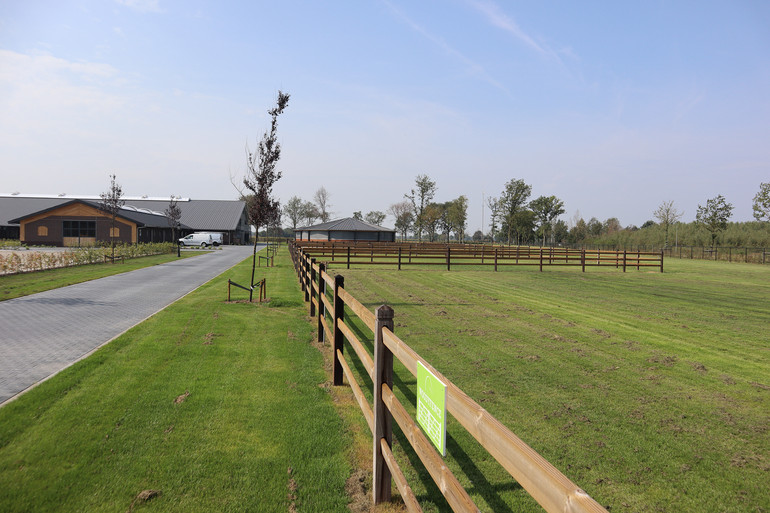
0, 245, 258, 405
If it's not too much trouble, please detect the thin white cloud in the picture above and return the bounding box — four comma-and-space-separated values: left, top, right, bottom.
381, 0, 509, 94
466, 0, 546, 55
115, 0, 162, 14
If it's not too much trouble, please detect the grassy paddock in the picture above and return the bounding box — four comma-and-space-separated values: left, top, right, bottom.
0, 253, 352, 512
0, 253, 197, 301
333, 258, 769, 512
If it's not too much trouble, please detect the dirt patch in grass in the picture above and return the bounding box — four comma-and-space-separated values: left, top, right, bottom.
287, 467, 298, 513
126, 489, 161, 513
173, 391, 190, 404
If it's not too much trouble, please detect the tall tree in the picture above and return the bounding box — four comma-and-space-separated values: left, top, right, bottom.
243, 90, 290, 300
284, 196, 305, 230
405, 174, 437, 241
653, 200, 684, 247
529, 195, 565, 246
498, 179, 532, 245
364, 211, 386, 226
388, 201, 413, 241
99, 173, 125, 261
752, 182, 770, 222
446, 195, 468, 242
301, 201, 319, 226
164, 195, 182, 254
422, 203, 444, 242
314, 186, 332, 222
352, 211, 363, 220
486, 196, 500, 241
696, 194, 733, 247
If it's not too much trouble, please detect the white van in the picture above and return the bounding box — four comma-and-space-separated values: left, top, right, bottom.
178, 232, 223, 247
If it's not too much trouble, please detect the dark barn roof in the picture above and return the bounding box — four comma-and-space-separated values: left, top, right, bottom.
296, 217, 394, 233
1, 195, 244, 232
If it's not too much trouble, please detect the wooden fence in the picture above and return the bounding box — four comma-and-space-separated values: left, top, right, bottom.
289, 244, 609, 513
290, 240, 663, 272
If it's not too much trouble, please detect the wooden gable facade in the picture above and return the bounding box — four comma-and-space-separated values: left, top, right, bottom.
17, 201, 137, 247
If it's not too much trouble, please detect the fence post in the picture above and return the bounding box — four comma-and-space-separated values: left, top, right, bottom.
227, 280, 231, 302
303, 255, 310, 303
494, 248, 498, 271
660, 249, 664, 273
310, 258, 317, 317
333, 275, 345, 386
347, 246, 351, 270
398, 247, 402, 271
318, 263, 326, 342
539, 247, 543, 272
446, 246, 451, 271
581, 249, 586, 272
373, 305, 394, 505
622, 250, 627, 272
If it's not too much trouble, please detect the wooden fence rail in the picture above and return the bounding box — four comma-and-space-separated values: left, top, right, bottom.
290, 240, 663, 273
289, 245, 609, 513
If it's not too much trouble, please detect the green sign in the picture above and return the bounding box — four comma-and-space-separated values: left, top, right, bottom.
416, 361, 447, 456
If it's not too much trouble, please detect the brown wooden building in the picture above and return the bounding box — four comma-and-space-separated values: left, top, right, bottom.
9, 199, 184, 247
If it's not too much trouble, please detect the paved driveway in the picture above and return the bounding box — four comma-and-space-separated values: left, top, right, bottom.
0, 245, 258, 405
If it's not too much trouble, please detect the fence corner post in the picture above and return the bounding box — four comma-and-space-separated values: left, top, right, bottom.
317, 263, 326, 343
332, 274, 345, 386
373, 304, 394, 505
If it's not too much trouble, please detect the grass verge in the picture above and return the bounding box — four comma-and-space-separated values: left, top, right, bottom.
330, 258, 770, 512
0, 252, 353, 512
0, 253, 197, 301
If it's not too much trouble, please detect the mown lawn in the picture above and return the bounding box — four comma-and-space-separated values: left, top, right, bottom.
0, 252, 198, 302
0, 252, 353, 512
332, 258, 770, 512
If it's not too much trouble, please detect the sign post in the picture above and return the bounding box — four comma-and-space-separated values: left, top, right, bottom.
416, 361, 447, 456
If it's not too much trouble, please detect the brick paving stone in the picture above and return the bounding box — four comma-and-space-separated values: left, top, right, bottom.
0, 246, 257, 404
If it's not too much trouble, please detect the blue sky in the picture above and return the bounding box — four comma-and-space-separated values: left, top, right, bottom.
1, 0, 768, 230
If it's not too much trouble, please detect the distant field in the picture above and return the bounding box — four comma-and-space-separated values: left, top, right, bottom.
337, 258, 770, 512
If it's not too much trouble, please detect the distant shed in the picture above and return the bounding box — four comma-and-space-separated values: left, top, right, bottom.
295, 217, 396, 242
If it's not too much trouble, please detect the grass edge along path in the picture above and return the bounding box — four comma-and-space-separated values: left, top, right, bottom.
332, 258, 769, 513
0, 252, 198, 302
0, 251, 355, 512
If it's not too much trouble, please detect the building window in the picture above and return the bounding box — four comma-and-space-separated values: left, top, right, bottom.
110, 227, 120, 237
63, 220, 96, 237
37, 226, 48, 237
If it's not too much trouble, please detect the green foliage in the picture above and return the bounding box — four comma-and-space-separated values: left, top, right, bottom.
0, 243, 176, 276
499, 179, 532, 244
696, 195, 734, 246
364, 210, 386, 226
405, 174, 438, 241
752, 182, 770, 222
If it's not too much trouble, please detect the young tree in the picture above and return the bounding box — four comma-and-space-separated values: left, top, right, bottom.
603, 217, 622, 235
388, 200, 412, 241
653, 200, 684, 247
529, 195, 565, 246
446, 195, 468, 242
284, 196, 305, 230
243, 90, 290, 300
405, 174, 437, 241
164, 195, 182, 254
486, 196, 500, 241
301, 201, 319, 226
422, 203, 443, 242
352, 211, 363, 220
99, 173, 125, 261
364, 211, 386, 226
498, 179, 532, 245
314, 186, 332, 222
696, 194, 733, 247
752, 182, 770, 222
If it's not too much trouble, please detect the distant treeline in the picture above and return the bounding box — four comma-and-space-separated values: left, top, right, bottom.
582, 220, 770, 248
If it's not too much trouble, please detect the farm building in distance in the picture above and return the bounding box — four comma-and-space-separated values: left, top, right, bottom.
294, 217, 396, 242
0, 194, 251, 246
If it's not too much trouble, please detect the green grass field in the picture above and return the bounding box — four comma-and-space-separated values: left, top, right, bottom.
0, 253, 353, 512
0, 252, 198, 302
333, 258, 770, 512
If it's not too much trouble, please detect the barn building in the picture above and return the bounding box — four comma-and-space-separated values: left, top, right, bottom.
1, 194, 251, 246
294, 217, 396, 242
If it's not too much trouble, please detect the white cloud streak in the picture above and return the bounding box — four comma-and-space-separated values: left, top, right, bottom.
115, 0, 162, 14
